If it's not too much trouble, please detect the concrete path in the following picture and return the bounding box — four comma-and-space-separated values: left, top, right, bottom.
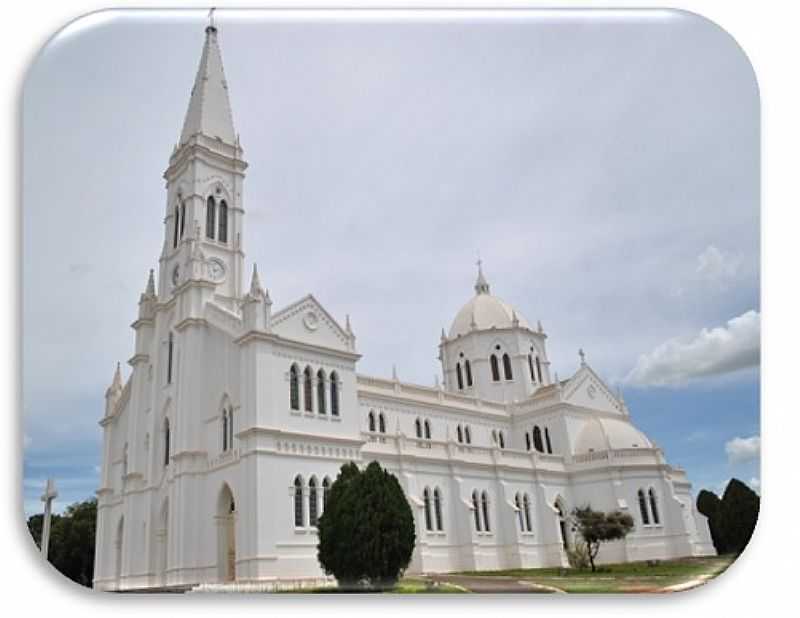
424, 574, 561, 594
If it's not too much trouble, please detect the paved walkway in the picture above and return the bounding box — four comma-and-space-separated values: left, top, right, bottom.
424, 574, 561, 594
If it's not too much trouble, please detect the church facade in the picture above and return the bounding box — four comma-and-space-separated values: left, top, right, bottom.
93, 24, 714, 591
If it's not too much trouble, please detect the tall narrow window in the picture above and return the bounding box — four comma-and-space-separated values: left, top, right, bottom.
490, 355, 500, 382
206, 196, 216, 239
457, 425, 464, 444
163, 418, 170, 467
289, 365, 300, 410
317, 369, 327, 414
456, 363, 464, 390
309, 477, 318, 527
167, 332, 174, 384
536, 357, 543, 383
492, 430, 497, 444
523, 494, 532, 532
415, 418, 422, 439
465, 360, 473, 386
545, 427, 553, 454
481, 491, 491, 532
228, 407, 234, 448
472, 491, 481, 532
525, 432, 531, 451
218, 200, 228, 243
330, 372, 339, 416
502, 353, 513, 380
222, 410, 228, 451
649, 489, 660, 525
434, 488, 443, 531
322, 477, 331, 511
378, 413, 386, 434
180, 202, 186, 239
515, 493, 524, 531
368, 411, 376, 432
528, 354, 536, 382
423, 488, 433, 531
303, 366, 313, 412
424, 419, 431, 440
294, 476, 304, 527
638, 489, 650, 525
465, 426, 471, 444
498, 431, 505, 449
173, 205, 180, 248
533, 426, 543, 453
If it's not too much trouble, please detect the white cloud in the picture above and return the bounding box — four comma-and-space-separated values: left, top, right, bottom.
749, 477, 761, 494
725, 435, 761, 464
696, 245, 741, 283
625, 310, 760, 386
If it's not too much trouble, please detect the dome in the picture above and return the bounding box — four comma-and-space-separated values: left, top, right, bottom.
574, 417, 652, 454
448, 262, 530, 338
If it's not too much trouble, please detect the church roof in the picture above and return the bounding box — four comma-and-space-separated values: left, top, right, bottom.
574, 417, 652, 454
448, 263, 530, 338
179, 25, 236, 146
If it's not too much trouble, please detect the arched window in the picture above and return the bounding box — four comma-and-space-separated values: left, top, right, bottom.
515, 493, 524, 531
424, 419, 431, 440
528, 354, 536, 382
218, 200, 228, 243
638, 489, 650, 525
166, 332, 174, 385
481, 491, 491, 532
502, 353, 513, 380
456, 363, 464, 390
294, 476, 304, 527
649, 489, 660, 525
322, 477, 331, 511
180, 202, 186, 239
206, 196, 216, 239
423, 488, 433, 531
163, 418, 170, 467
465, 360, 473, 386
368, 411, 376, 432
472, 491, 481, 532
498, 431, 505, 449
465, 426, 472, 444
536, 357, 543, 383
415, 418, 423, 439
303, 366, 313, 412
222, 409, 228, 451
525, 432, 531, 451
228, 407, 234, 448
330, 372, 340, 416
289, 365, 300, 410
173, 205, 180, 248
434, 488, 443, 531
490, 354, 500, 382
378, 413, 386, 434
533, 426, 544, 453
309, 477, 318, 527
317, 369, 327, 414
545, 427, 553, 454
457, 425, 463, 444
523, 494, 532, 532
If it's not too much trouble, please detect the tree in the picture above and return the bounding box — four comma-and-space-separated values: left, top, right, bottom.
317, 461, 415, 589
570, 506, 634, 572
696, 489, 726, 554
27, 498, 96, 587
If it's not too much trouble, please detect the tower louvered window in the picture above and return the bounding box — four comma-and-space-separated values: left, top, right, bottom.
218, 200, 228, 243
206, 196, 216, 239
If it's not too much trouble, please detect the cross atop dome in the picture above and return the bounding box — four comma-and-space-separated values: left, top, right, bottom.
474, 257, 491, 295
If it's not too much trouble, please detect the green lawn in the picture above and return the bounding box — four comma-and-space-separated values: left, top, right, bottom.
457, 555, 735, 593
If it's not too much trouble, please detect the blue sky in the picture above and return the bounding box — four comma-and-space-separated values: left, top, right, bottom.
22, 9, 759, 515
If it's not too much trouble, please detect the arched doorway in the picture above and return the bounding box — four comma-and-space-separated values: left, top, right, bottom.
555, 500, 569, 550
217, 484, 236, 582
114, 516, 124, 589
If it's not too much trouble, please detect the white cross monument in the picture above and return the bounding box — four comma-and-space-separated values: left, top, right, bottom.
40, 478, 58, 558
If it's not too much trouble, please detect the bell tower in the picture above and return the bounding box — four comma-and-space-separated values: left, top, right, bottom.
159, 21, 248, 307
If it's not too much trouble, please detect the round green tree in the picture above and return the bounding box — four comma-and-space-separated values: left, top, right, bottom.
317, 461, 415, 589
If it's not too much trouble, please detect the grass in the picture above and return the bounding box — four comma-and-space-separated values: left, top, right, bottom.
457, 555, 735, 594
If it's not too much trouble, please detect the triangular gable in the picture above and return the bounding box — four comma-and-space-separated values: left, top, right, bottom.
561, 366, 624, 415
271, 294, 351, 352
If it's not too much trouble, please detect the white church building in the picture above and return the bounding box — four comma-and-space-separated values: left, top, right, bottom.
93, 23, 715, 591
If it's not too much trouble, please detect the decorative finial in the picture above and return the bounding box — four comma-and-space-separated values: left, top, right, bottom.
537, 319, 543, 333
392, 364, 398, 381
512, 310, 519, 327
474, 254, 491, 295
440, 327, 447, 342
345, 314, 354, 336
579, 348, 586, 367
249, 263, 264, 298
145, 269, 155, 296
207, 7, 217, 32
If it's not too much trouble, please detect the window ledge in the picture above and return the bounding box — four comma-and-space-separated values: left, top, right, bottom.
294, 527, 308, 534
290, 410, 301, 416
331, 416, 342, 422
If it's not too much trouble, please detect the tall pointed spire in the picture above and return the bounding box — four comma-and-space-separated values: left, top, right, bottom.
474, 258, 490, 295
179, 18, 236, 146
249, 263, 264, 299
145, 269, 155, 297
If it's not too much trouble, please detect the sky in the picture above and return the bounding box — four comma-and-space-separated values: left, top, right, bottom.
21, 9, 760, 515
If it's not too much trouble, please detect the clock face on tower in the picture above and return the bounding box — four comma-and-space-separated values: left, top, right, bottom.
208, 258, 226, 282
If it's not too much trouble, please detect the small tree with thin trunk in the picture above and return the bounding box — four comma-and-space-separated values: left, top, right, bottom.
570, 506, 634, 572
